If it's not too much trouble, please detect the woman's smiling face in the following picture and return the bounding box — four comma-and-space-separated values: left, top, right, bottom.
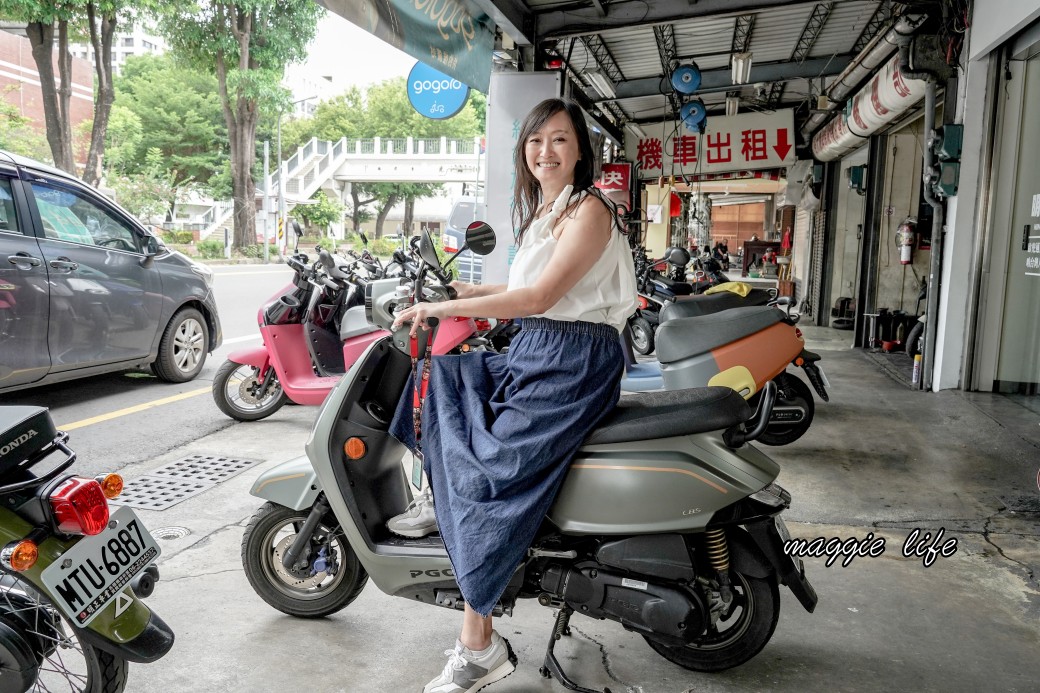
524, 109, 580, 189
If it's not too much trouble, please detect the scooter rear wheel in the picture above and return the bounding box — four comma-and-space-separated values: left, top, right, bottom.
241, 502, 368, 618
643, 571, 779, 672
756, 371, 815, 446
213, 360, 288, 421
0, 573, 129, 692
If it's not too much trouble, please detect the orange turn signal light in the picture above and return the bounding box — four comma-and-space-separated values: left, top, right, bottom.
344, 437, 367, 460
1, 540, 39, 572
96, 473, 124, 499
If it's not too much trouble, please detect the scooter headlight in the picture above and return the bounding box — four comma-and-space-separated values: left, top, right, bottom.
749, 482, 790, 508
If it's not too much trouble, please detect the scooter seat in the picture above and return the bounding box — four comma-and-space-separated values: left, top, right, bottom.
0, 406, 57, 475
659, 289, 773, 323
584, 387, 751, 445
652, 275, 693, 296
655, 306, 782, 364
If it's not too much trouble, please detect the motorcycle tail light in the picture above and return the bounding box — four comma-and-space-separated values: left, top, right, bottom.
474, 319, 491, 331
637, 296, 649, 310
49, 477, 110, 536
1, 540, 38, 572
795, 328, 803, 339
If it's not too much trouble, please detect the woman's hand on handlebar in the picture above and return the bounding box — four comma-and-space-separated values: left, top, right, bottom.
392, 301, 452, 337
448, 280, 478, 299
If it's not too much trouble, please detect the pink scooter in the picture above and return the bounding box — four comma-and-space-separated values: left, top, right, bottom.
212, 231, 480, 421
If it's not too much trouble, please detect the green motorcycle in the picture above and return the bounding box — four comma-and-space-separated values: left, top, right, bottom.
0, 406, 173, 692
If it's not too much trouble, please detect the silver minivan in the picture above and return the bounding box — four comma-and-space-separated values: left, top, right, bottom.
0, 150, 222, 393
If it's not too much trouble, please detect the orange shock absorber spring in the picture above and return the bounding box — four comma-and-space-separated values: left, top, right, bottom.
705, 528, 730, 572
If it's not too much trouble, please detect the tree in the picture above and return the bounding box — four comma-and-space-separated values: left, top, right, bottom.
108, 147, 179, 222
293, 190, 344, 236
112, 53, 227, 188
368, 182, 440, 237
159, 0, 322, 249
0, 0, 138, 183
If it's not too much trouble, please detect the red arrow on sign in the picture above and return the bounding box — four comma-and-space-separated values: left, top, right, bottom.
774, 129, 792, 160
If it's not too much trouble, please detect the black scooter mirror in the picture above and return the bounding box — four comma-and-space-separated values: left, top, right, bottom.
465, 221, 496, 256
359, 231, 369, 246
418, 228, 441, 268
291, 220, 303, 237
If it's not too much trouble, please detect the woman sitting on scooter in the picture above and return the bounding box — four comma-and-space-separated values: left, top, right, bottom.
387, 97, 636, 693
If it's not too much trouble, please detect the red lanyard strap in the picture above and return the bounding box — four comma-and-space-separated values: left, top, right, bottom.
410, 317, 438, 448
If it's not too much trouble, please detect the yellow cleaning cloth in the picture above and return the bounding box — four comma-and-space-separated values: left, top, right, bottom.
704, 281, 752, 297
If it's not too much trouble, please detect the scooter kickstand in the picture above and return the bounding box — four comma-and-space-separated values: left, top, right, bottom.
539, 607, 612, 693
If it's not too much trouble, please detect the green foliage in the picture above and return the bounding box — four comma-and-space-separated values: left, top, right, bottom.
196, 239, 225, 259
293, 190, 345, 235
111, 53, 226, 186
365, 78, 480, 138
108, 148, 179, 222
239, 243, 279, 259
163, 229, 195, 244
0, 88, 49, 160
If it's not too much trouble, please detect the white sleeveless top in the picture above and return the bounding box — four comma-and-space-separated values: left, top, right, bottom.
506, 185, 636, 333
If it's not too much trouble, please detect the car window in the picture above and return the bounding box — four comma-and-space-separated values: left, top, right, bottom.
447, 201, 475, 231
30, 181, 140, 252
0, 178, 19, 235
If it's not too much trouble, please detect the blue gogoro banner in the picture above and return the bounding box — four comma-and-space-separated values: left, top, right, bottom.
407, 62, 470, 119
318, 0, 494, 93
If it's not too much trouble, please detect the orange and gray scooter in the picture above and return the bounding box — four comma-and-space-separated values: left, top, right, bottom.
624, 302, 829, 447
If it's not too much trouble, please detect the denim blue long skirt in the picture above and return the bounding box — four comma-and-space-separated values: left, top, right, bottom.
389, 317, 623, 616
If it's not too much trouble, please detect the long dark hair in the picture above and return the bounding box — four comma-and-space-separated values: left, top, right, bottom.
511, 98, 621, 244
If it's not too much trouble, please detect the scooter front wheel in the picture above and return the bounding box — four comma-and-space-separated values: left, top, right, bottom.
212, 360, 288, 421
629, 316, 656, 355
241, 502, 368, 618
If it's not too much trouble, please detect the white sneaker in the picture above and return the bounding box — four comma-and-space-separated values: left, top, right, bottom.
422, 631, 516, 693
387, 487, 437, 538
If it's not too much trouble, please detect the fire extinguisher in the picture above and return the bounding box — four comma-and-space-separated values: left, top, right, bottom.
896, 216, 917, 265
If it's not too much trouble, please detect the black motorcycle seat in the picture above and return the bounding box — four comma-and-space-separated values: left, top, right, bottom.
656, 306, 783, 364
659, 288, 773, 323
585, 387, 751, 445
653, 275, 693, 296
0, 406, 57, 475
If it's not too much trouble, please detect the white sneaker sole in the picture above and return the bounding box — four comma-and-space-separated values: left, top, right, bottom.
388, 524, 438, 538
422, 638, 518, 693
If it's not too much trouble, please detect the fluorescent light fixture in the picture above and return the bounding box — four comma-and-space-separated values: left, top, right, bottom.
725, 96, 739, 116
731, 52, 753, 85
626, 122, 647, 139
585, 70, 617, 99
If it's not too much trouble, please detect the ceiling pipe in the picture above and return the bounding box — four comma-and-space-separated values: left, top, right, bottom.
800, 14, 927, 142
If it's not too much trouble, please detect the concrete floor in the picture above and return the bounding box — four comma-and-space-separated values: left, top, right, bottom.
117, 328, 1039, 693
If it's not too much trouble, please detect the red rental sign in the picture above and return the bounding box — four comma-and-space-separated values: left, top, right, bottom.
595, 163, 632, 212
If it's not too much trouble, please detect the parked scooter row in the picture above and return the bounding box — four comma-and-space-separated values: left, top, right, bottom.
0, 406, 172, 692
628, 245, 740, 355
240, 223, 818, 688
211, 224, 492, 422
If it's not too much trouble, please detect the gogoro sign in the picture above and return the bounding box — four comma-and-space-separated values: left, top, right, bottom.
407, 61, 470, 120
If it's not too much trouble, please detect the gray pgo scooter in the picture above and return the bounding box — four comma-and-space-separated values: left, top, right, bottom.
241, 224, 817, 692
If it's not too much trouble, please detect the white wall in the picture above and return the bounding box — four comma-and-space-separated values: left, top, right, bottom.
968, 0, 1040, 60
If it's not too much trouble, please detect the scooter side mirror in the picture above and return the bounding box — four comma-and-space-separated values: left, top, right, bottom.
359, 232, 369, 246
418, 229, 441, 268
465, 221, 496, 256
292, 220, 303, 237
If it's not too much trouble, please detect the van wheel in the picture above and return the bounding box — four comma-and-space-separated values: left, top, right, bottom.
242, 502, 368, 618
152, 308, 208, 382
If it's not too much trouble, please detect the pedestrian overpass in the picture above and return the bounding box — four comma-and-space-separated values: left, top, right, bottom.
199, 136, 483, 238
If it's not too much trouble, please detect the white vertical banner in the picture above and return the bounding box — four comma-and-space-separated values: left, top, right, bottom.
482, 72, 561, 284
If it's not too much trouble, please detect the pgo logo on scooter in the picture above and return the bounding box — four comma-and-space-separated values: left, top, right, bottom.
411, 568, 454, 579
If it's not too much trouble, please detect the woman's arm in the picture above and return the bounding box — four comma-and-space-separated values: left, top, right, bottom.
395, 196, 613, 335
449, 281, 507, 299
